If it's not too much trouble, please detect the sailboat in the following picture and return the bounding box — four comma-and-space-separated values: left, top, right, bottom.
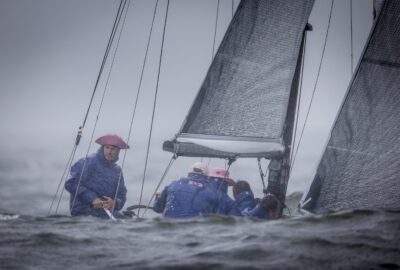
162, 0, 400, 215
300, 0, 400, 213
162, 0, 315, 211
49, 0, 399, 218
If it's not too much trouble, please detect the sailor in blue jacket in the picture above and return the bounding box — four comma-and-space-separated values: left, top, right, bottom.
154, 163, 241, 218
208, 168, 241, 216
233, 180, 261, 214
233, 180, 282, 219
65, 134, 129, 219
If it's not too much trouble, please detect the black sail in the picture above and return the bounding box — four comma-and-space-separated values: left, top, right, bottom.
164, 0, 314, 158
301, 1, 400, 213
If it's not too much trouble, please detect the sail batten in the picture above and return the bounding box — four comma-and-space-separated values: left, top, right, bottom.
164, 0, 315, 157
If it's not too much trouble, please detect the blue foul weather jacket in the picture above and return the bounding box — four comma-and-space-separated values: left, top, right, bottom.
235, 191, 268, 219
65, 147, 127, 219
209, 177, 241, 216
154, 174, 241, 218
153, 173, 217, 218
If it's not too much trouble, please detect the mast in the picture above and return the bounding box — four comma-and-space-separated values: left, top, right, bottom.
266, 24, 311, 207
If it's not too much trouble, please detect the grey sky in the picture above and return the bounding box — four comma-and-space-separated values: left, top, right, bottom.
0, 0, 375, 201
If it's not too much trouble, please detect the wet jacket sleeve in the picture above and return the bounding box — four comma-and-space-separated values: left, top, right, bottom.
217, 193, 242, 216
65, 159, 98, 204
114, 174, 127, 211
242, 204, 268, 219
153, 186, 168, 213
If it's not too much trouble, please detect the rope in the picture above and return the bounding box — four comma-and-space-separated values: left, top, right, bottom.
70, 0, 130, 214
54, 144, 79, 214
48, 142, 77, 215
142, 154, 177, 217
290, 0, 335, 172
111, 0, 160, 215
212, 0, 220, 59
81, 0, 127, 129
137, 0, 170, 216
257, 158, 266, 188
49, 0, 128, 215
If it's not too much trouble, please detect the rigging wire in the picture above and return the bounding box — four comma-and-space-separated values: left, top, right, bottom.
48, 141, 78, 215
137, 0, 170, 217
202, 0, 220, 168
49, 0, 128, 215
290, 0, 335, 173
111, 0, 160, 215
257, 158, 266, 188
81, 0, 127, 130
212, 0, 220, 58
350, 0, 354, 75
68, 0, 131, 214
142, 154, 177, 216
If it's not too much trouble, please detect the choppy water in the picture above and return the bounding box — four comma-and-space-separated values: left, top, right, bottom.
0, 152, 399, 269
0, 208, 399, 270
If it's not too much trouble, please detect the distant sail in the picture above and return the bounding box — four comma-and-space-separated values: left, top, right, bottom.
301, 1, 400, 213
164, 0, 315, 158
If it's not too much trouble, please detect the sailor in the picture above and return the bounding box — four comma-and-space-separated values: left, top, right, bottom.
153, 162, 215, 218
232, 180, 260, 215
208, 168, 241, 216
233, 180, 282, 219
65, 134, 129, 219
208, 167, 235, 194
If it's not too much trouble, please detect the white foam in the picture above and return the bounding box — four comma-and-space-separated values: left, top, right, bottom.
0, 213, 20, 221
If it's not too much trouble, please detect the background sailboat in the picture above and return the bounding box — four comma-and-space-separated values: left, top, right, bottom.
301, 0, 400, 213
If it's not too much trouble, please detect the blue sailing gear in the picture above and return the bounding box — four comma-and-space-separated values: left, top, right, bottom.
242, 204, 268, 219
209, 177, 228, 194
215, 191, 242, 216
154, 174, 242, 218
153, 173, 216, 218
235, 191, 268, 219
207, 177, 241, 216
65, 147, 127, 219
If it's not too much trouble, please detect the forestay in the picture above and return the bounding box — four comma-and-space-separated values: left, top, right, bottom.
163, 0, 315, 158
301, 0, 400, 213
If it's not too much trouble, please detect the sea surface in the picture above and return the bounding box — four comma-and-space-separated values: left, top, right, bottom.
0, 150, 399, 270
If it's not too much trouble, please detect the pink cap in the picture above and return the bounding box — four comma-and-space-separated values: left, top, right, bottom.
189, 162, 209, 176
95, 134, 130, 149
209, 168, 235, 186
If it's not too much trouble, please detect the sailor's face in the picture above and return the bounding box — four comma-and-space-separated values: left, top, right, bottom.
103, 145, 119, 160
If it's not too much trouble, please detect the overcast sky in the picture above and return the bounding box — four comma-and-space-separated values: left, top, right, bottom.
0, 0, 375, 201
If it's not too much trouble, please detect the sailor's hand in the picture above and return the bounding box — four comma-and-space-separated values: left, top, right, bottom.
92, 198, 104, 209
102, 196, 115, 210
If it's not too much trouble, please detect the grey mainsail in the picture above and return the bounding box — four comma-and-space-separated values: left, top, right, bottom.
163, 0, 315, 158
301, 0, 400, 213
